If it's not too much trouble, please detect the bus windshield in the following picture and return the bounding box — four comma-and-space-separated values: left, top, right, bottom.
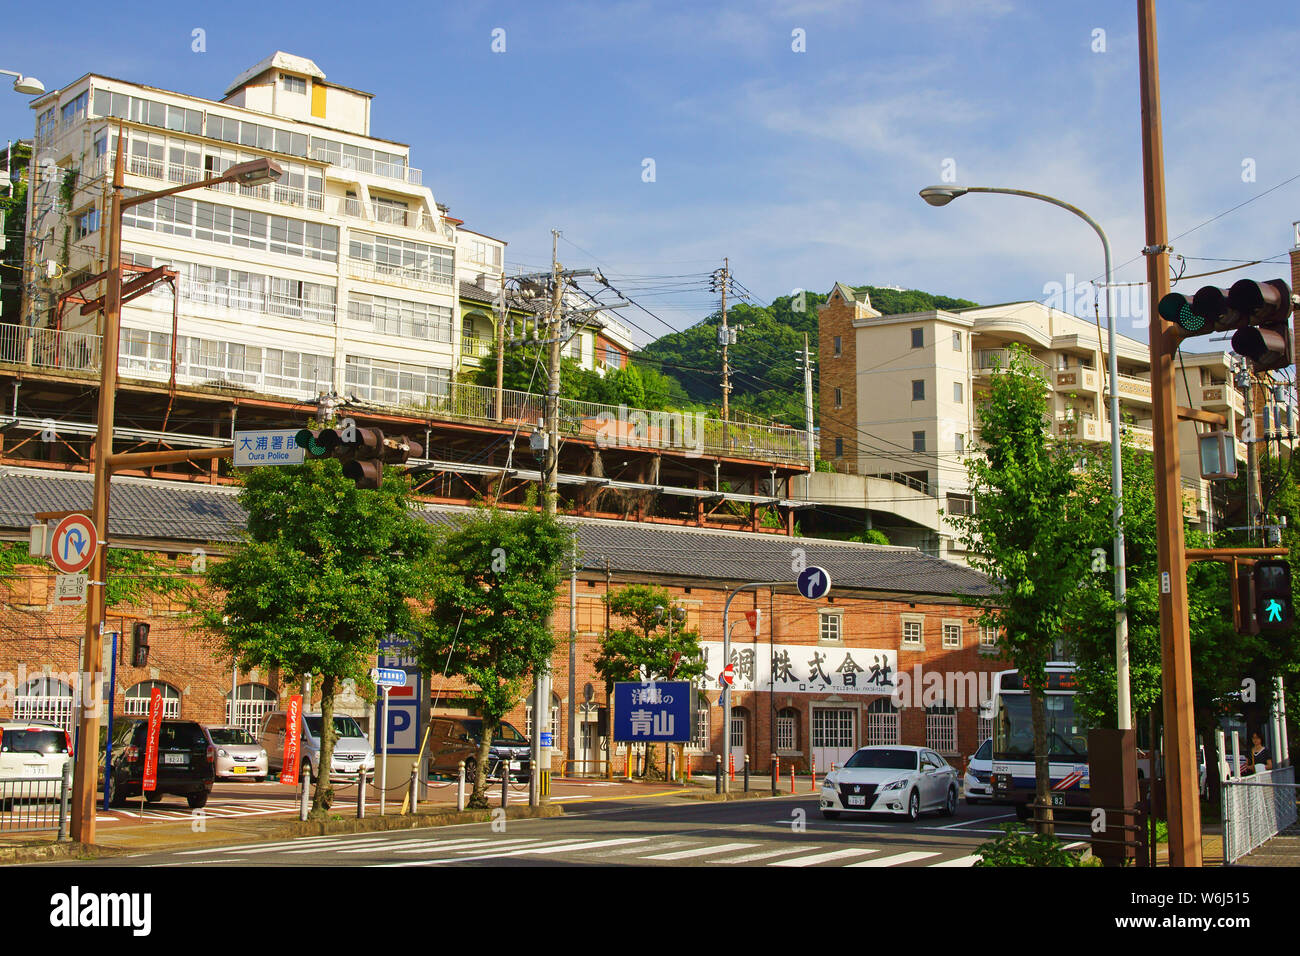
994, 693, 1088, 760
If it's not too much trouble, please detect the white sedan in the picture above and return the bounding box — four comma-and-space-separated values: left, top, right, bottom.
820, 745, 959, 821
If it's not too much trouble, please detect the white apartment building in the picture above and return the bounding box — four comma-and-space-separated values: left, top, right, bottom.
818, 283, 1271, 560
19, 52, 634, 414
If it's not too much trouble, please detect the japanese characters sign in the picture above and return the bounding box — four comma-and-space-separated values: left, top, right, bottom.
280, 694, 303, 787
233, 429, 305, 467
700, 642, 898, 696
142, 687, 163, 792
612, 681, 695, 742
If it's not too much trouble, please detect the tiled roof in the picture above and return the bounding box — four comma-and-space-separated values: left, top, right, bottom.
0, 468, 990, 599
458, 281, 543, 315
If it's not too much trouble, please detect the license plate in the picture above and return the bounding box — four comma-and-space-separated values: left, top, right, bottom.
847, 795, 866, 806
231, 766, 246, 774
25, 764, 53, 776
164, 753, 186, 765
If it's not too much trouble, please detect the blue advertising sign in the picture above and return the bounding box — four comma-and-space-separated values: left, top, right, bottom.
612, 681, 694, 743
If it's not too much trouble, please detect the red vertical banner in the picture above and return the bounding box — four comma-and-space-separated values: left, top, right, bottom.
280, 695, 303, 786
142, 687, 163, 792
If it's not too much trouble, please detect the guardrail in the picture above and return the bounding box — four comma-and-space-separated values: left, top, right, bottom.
0, 766, 73, 839
1223, 765, 1297, 863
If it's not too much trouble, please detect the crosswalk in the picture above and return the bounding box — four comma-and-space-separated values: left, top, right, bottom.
166, 830, 983, 868
106, 800, 300, 821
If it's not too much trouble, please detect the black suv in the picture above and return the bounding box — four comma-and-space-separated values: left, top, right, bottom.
102, 718, 215, 808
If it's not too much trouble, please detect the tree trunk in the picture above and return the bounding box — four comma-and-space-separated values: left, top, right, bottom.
467, 716, 496, 810
311, 674, 336, 819
1029, 682, 1055, 838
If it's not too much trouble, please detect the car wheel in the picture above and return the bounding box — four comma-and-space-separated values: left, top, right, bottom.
906, 789, 920, 822
109, 783, 128, 808
1015, 803, 1031, 822
821, 810, 841, 820
144, 790, 164, 804
253, 776, 266, 783
944, 787, 957, 816
186, 791, 208, 809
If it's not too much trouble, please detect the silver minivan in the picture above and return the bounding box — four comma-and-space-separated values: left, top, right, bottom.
258, 711, 375, 783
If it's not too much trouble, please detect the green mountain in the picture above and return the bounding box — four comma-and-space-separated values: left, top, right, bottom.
634, 285, 979, 427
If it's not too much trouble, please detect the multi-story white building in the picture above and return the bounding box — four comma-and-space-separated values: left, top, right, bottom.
816, 283, 1281, 560
19, 52, 634, 414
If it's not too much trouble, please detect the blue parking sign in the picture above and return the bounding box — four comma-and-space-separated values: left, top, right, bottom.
613, 681, 694, 743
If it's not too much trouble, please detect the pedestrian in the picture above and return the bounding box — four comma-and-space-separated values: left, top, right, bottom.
1247, 731, 1273, 775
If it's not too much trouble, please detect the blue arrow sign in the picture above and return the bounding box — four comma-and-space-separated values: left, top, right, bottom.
371, 667, 408, 688
797, 565, 832, 600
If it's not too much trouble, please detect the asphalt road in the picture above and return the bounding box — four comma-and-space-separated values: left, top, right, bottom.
67, 795, 1095, 867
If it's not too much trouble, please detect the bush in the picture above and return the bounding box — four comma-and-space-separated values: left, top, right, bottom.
974, 823, 1087, 867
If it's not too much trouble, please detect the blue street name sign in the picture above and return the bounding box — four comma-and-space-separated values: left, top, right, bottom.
371, 667, 408, 688
797, 565, 832, 600
612, 681, 694, 743
234, 429, 306, 467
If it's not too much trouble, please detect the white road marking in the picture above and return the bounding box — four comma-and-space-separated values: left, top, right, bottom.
930, 854, 981, 867
602, 840, 693, 855
377, 837, 650, 866
846, 851, 940, 867
934, 813, 1016, 829
342, 838, 492, 854
719, 845, 821, 863
281, 836, 422, 855
643, 842, 760, 861
770, 847, 880, 867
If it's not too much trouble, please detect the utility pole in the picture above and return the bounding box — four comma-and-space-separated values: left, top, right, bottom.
1238, 360, 1262, 545
1137, 0, 1201, 866
801, 333, 815, 477
544, 228, 562, 518
715, 258, 732, 422
494, 268, 506, 423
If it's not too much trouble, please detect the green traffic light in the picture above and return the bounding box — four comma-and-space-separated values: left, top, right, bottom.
296, 428, 338, 458
1158, 292, 1207, 332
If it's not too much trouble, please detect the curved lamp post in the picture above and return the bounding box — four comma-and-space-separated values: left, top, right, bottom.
0, 69, 45, 96
919, 184, 1131, 732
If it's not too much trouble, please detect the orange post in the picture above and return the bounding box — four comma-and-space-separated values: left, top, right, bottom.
790, 765, 795, 793
809, 754, 816, 793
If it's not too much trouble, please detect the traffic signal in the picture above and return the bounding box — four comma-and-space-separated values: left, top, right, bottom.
1253, 559, 1293, 631
1158, 279, 1293, 372
294, 422, 423, 490
131, 622, 150, 667
1235, 567, 1260, 635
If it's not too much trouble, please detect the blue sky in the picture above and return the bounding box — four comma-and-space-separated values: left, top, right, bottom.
3, 0, 1298, 348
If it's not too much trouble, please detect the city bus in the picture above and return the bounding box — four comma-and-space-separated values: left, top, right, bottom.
986, 663, 1092, 819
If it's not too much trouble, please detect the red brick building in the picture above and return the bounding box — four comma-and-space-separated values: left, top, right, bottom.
0, 466, 1002, 775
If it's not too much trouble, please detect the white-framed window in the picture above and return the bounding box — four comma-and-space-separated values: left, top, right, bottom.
226, 683, 277, 736
925, 702, 957, 754
953, 330, 962, 352
348, 232, 453, 285
942, 620, 962, 649
776, 709, 799, 751
74, 208, 100, 239
124, 680, 181, 718
121, 195, 338, 261
687, 701, 711, 753
13, 676, 74, 732
524, 697, 560, 743
954, 381, 963, 404
955, 433, 965, 455
902, 614, 924, 648
980, 625, 1000, 649
282, 74, 307, 94
820, 611, 842, 643
345, 354, 451, 407
866, 698, 899, 746
348, 292, 453, 343
977, 715, 994, 747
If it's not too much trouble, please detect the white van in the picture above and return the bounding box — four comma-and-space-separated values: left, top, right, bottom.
258, 711, 374, 783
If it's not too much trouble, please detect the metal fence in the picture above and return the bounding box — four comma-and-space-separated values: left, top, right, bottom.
0, 766, 73, 839
1222, 765, 1298, 863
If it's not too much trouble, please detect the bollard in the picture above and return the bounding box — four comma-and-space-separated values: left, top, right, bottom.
501, 759, 510, 808
729, 751, 735, 782
790, 764, 795, 794
408, 766, 418, 816
715, 754, 722, 794
57, 763, 72, 841
771, 756, 779, 795
743, 754, 750, 792
300, 765, 311, 821
810, 754, 816, 793
356, 767, 366, 819
668, 747, 675, 783
457, 760, 466, 812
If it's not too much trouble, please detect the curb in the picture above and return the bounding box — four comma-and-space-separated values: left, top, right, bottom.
0, 841, 131, 865
256, 803, 564, 841
675, 788, 793, 802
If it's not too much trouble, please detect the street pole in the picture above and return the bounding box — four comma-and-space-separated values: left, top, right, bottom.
495, 268, 506, 423
1137, 0, 1201, 866
721, 581, 786, 793
380, 685, 389, 816
568, 533, 577, 777
719, 257, 731, 424
803, 334, 815, 480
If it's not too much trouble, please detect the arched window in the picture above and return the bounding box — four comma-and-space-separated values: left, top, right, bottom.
226, 682, 277, 735
124, 680, 181, 718
925, 699, 957, 754
775, 707, 800, 752
14, 675, 74, 731
867, 697, 900, 746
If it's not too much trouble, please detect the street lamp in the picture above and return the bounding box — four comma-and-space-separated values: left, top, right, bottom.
0, 69, 45, 96
918, 184, 1132, 732
69, 128, 281, 845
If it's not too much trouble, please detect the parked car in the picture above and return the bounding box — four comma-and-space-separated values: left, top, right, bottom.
0, 721, 72, 801
426, 716, 532, 782
101, 718, 215, 808
963, 737, 993, 804
205, 726, 268, 781
820, 745, 959, 821
258, 711, 374, 783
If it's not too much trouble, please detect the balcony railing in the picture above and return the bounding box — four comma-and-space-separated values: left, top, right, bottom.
170, 280, 336, 325
1105, 372, 1153, 401
461, 336, 493, 359
975, 348, 1050, 376
97, 154, 324, 212
344, 257, 454, 292
2, 325, 812, 465
308, 144, 423, 186
337, 197, 437, 233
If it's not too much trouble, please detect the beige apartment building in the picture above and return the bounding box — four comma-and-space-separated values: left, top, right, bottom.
817, 282, 1282, 561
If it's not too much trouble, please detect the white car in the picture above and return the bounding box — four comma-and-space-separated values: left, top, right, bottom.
0, 721, 72, 800
820, 745, 959, 821
963, 737, 993, 804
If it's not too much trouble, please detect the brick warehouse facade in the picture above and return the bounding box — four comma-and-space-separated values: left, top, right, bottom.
0, 467, 1003, 775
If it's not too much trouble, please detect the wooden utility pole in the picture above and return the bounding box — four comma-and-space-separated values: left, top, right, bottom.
1137, 0, 1201, 866
718, 258, 731, 422
494, 268, 506, 423
544, 228, 562, 518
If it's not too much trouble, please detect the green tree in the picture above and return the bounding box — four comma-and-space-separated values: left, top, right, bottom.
591, 584, 706, 777
203, 458, 434, 819
409, 501, 569, 808
950, 348, 1109, 836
